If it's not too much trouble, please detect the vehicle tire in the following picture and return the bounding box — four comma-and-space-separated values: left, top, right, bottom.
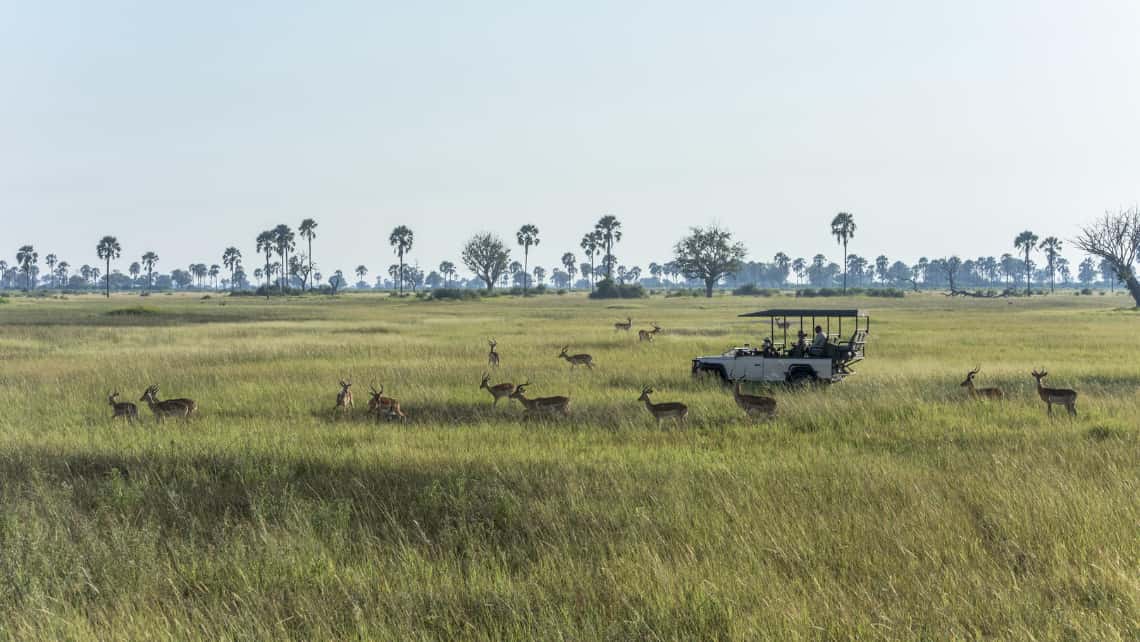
787, 369, 816, 386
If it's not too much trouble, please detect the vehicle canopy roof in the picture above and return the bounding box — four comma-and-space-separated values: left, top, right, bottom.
739, 308, 867, 318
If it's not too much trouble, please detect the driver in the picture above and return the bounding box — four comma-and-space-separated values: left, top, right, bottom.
812, 325, 828, 349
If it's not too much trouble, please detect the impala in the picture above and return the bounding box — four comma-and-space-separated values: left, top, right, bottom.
509, 382, 571, 416
638, 323, 662, 342
480, 372, 514, 406
614, 317, 633, 332
139, 385, 197, 422
775, 317, 791, 330
732, 379, 777, 419
335, 380, 354, 413
108, 391, 138, 423
960, 367, 1004, 399
558, 346, 594, 369
487, 339, 500, 368
1031, 369, 1078, 416
367, 383, 408, 423
638, 387, 687, 426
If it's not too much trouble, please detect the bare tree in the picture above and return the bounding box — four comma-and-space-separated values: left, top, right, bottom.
1073, 208, 1140, 307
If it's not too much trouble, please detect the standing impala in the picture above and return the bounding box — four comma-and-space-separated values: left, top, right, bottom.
638, 387, 687, 426
108, 392, 138, 423
1031, 369, 1078, 416
335, 380, 354, 414
487, 339, 500, 368
638, 323, 662, 342
558, 346, 594, 370
509, 382, 571, 416
479, 372, 514, 406
732, 379, 777, 419
139, 385, 197, 422
960, 367, 1004, 399
367, 383, 408, 423
614, 317, 633, 332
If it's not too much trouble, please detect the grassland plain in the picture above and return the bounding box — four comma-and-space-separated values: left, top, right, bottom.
0, 291, 1136, 640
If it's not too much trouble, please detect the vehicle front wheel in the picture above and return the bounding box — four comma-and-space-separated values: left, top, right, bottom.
787, 370, 817, 386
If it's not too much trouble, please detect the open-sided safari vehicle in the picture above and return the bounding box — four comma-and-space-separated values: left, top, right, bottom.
691, 308, 870, 384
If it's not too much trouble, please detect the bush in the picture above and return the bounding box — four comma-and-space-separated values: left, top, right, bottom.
588, 279, 647, 299
1080, 288, 1093, 295
732, 284, 778, 297
106, 306, 161, 317
866, 288, 906, 298
430, 288, 481, 301
0, 297, 8, 305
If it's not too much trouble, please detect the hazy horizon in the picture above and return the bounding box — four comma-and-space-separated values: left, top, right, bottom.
4, 2, 1139, 279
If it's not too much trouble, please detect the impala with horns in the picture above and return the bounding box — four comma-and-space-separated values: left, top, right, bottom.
139, 385, 197, 422
559, 346, 594, 369
1031, 369, 1078, 416
614, 317, 633, 332
367, 383, 407, 423
487, 339, 500, 368
480, 372, 514, 406
335, 380, 354, 413
638, 387, 687, 426
509, 382, 571, 416
638, 323, 662, 342
960, 367, 1003, 399
732, 379, 777, 419
108, 392, 138, 423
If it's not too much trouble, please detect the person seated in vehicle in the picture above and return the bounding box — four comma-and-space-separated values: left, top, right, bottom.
761, 338, 779, 358
789, 330, 808, 357
809, 325, 831, 356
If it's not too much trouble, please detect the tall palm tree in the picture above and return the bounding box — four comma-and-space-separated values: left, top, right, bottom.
272, 225, 295, 292
56, 261, 70, 286
95, 236, 121, 298
16, 245, 37, 290
1014, 230, 1039, 296
516, 224, 540, 294
141, 252, 159, 291
298, 218, 318, 290
791, 257, 806, 286
355, 265, 368, 285
830, 212, 856, 293
389, 226, 414, 295
1039, 236, 1062, 293
222, 247, 242, 292
128, 261, 141, 288
773, 252, 790, 286
438, 261, 455, 288
594, 215, 622, 279
209, 264, 221, 290
563, 253, 578, 289
579, 233, 600, 290
256, 230, 275, 299
44, 254, 58, 288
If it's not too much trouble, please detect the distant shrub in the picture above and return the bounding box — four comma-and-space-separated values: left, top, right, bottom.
1098, 291, 1106, 296
106, 306, 161, 317
556, 289, 567, 295
589, 279, 647, 299
431, 288, 481, 301
0, 297, 8, 305
866, 288, 905, 298
732, 284, 778, 297
200, 295, 212, 300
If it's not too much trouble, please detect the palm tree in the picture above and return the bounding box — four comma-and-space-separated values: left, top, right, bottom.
298, 218, 318, 290
387, 264, 401, 289
563, 253, 578, 288
44, 254, 58, 288
1014, 230, 1039, 296
128, 261, 141, 288
141, 252, 159, 291
96, 236, 121, 298
1039, 236, 1062, 293
830, 212, 856, 293
355, 265, 368, 286
389, 226, 414, 295
791, 257, 806, 286
579, 233, 600, 290
438, 261, 456, 288
209, 264, 221, 290
222, 247, 242, 292
272, 225, 295, 292
594, 215, 622, 279
516, 224, 540, 294
256, 230, 275, 299
56, 261, 70, 286
16, 245, 37, 290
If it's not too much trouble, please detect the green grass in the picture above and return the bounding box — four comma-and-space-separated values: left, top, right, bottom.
0, 292, 1136, 640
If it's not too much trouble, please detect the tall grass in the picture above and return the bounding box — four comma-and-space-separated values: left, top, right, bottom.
0, 293, 1136, 639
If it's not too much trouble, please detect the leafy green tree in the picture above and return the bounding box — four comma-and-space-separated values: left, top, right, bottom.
672, 226, 747, 297
516, 224, 540, 294
96, 236, 121, 298
1014, 230, 1039, 295
830, 212, 856, 293
389, 225, 414, 295
1078, 257, 1097, 286
16, 245, 38, 290
298, 218, 318, 290
461, 233, 510, 292
1038, 236, 1062, 293
439, 261, 456, 288
222, 247, 242, 292
594, 215, 622, 279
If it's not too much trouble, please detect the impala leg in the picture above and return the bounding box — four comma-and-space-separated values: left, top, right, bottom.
1068, 403, 1077, 417
1046, 403, 1053, 416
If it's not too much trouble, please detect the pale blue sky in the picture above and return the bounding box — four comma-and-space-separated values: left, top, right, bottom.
3, 1, 1139, 277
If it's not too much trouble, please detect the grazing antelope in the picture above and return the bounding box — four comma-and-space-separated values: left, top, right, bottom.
509, 382, 571, 416
480, 372, 514, 406
960, 367, 1004, 400
1031, 369, 1078, 417
367, 383, 408, 423
775, 317, 791, 330
638, 323, 662, 342
638, 387, 688, 426
487, 339, 500, 368
108, 392, 138, 423
335, 380, 354, 413
558, 346, 594, 370
732, 379, 777, 419
139, 385, 197, 422
614, 317, 633, 332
